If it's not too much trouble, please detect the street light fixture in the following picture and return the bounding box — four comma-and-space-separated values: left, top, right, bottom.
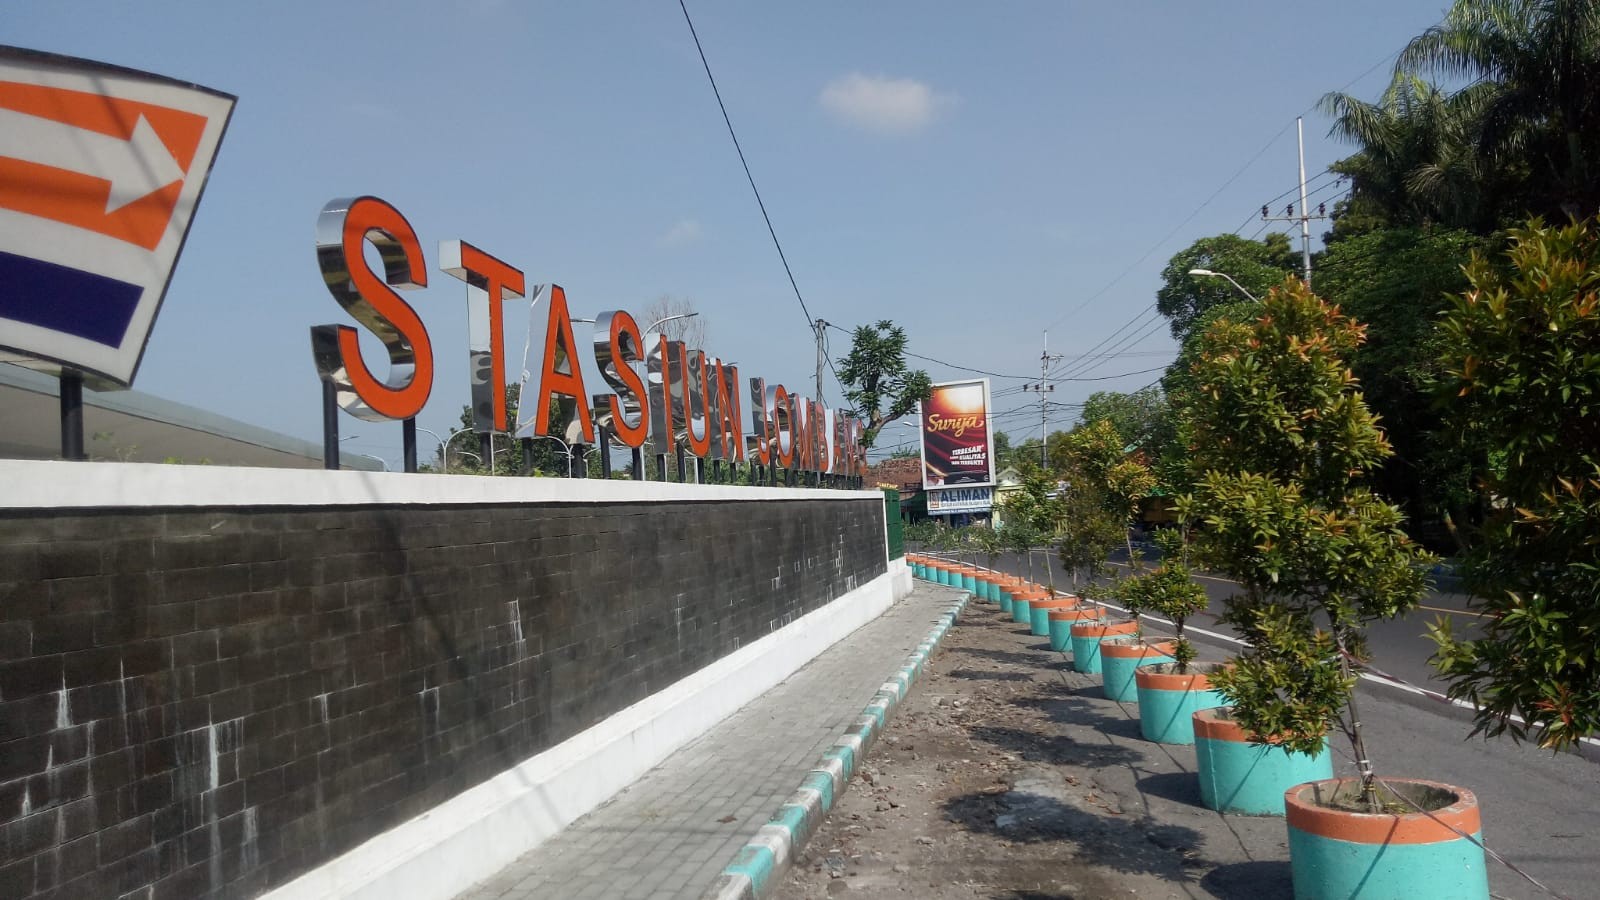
1188, 268, 1260, 303
412, 426, 475, 471
644, 311, 699, 335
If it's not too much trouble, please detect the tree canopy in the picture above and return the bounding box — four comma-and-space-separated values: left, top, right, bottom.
836, 320, 932, 448
1156, 233, 1298, 342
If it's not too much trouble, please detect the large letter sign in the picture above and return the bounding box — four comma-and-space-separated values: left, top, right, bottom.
0, 47, 234, 387
308, 195, 871, 482
312, 197, 432, 421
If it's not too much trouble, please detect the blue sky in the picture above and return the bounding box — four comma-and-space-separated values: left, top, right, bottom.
7, 1, 1450, 468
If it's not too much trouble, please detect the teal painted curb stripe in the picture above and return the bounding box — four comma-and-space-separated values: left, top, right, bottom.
711, 589, 969, 899
724, 845, 775, 895
1101, 649, 1173, 702
800, 771, 835, 809
1194, 736, 1333, 816
1287, 826, 1490, 900
1135, 684, 1225, 745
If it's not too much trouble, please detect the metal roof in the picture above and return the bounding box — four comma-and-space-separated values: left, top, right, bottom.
0, 363, 381, 470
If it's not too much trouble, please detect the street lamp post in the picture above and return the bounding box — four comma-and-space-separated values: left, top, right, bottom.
525, 433, 576, 477
1188, 268, 1260, 303
413, 426, 474, 471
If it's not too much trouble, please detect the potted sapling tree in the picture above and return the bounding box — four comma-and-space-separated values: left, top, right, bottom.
1122, 527, 1219, 740
1180, 278, 1479, 896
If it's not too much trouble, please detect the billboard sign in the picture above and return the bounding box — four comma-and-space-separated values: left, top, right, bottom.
926, 485, 993, 515
0, 47, 235, 387
919, 378, 993, 489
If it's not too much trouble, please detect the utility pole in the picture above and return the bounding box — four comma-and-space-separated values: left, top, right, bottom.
1021, 331, 1063, 468
1261, 116, 1327, 289
813, 318, 828, 401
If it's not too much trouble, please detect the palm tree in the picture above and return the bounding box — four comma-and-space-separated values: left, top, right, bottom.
1397, 0, 1600, 219
1320, 72, 1508, 231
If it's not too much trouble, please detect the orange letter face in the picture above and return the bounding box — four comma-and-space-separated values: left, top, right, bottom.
531, 285, 595, 444
312, 196, 431, 422
591, 310, 649, 448
682, 348, 713, 458
439, 239, 526, 434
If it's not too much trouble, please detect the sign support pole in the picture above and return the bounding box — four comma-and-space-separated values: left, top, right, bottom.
402, 418, 418, 473
632, 447, 644, 480
321, 379, 340, 470
59, 371, 85, 460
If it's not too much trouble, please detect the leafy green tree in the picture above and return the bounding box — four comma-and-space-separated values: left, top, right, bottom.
992, 431, 1013, 469
1430, 219, 1600, 750
1078, 387, 1172, 458
997, 518, 1040, 584
1316, 226, 1492, 542
1180, 278, 1433, 806
1118, 528, 1209, 670
1057, 419, 1156, 568
1003, 464, 1066, 590
972, 523, 1005, 575
1399, 0, 1600, 220
1156, 233, 1298, 342
446, 383, 571, 476
1320, 72, 1509, 233
836, 320, 932, 448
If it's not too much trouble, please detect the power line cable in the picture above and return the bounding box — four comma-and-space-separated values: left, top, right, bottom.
1039, 120, 1297, 334
676, 0, 851, 406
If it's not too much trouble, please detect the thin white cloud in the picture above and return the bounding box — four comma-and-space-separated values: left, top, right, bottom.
658, 218, 703, 248
819, 73, 951, 136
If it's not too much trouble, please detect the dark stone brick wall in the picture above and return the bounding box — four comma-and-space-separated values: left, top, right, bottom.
0, 497, 886, 899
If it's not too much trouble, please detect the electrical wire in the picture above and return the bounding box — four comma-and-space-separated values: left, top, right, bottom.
677, 0, 851, 406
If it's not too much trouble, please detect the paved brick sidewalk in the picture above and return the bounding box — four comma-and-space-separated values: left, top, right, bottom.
456, 582, 968, 900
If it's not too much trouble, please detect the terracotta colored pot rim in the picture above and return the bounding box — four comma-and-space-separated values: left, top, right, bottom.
1134, 663, 1221, 690
1030, 598, 1079, 609
1048, 608, 1104, 621
1101, 638, 1176, 659
1070, 619, 1138, 638
1191, 706, 1315, 745
1284, 778, 1480, 845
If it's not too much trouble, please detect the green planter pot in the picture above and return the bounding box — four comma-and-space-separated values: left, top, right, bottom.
1069, 618, 1138, 674
1028, 599, 1078, 637
1011, 591, 1037, 624
1285, 778, 1488, 900
1133, 663, 1224, 745
1192, 707, 1333, 816
1099, 638, 1175, 702
1047, 607, 1104, 652
997, 585, 1015, 616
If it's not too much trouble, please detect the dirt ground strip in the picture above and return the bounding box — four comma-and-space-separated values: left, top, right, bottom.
773, 599, 1290, 900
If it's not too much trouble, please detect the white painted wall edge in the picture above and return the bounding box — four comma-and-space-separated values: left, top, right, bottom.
260, 567, 901, 900
889, 557, 913, 600
0, 458, 872, 509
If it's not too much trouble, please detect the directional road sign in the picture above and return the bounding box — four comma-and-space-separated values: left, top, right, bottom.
0, 46, 234, 387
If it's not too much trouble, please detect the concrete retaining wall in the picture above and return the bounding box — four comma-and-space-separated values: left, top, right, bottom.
0, 461, 895, 900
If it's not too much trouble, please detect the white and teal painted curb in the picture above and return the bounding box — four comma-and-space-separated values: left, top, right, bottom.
701, 590, 971, 900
